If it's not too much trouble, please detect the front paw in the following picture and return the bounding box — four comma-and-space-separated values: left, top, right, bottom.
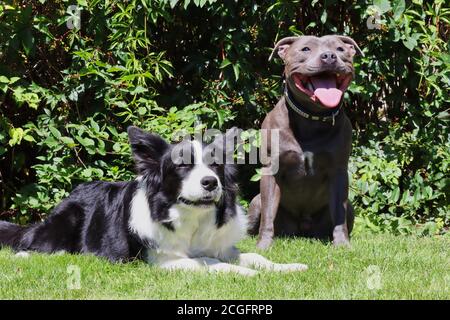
332, 234, 351, 247
237, 268, 258, 277
15, 251, 30, 258
273, 263, 308, 272
209, 264, 258, 277
256, 237, 273, 250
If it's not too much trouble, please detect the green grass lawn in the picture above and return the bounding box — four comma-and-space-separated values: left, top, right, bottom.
0, 233, 449, 299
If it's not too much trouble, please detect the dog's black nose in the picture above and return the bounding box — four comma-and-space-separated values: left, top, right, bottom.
320, 51, 337, 64
201, 176, 218, 191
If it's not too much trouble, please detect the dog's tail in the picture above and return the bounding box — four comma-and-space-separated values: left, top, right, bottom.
0, 221, 27, 249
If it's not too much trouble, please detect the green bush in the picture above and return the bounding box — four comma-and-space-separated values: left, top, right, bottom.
0, 0, 448, 234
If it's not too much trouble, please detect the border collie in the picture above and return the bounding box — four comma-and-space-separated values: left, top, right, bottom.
0, 127, 307, 276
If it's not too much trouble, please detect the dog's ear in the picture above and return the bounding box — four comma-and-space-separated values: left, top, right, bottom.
269, 36, 302, 61
337, 36, 364, 57
127, 126, 169, 173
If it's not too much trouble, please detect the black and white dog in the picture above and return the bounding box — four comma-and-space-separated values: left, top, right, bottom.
0, 127, 307, 276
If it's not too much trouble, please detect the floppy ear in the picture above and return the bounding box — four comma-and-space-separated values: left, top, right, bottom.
268, 36, 302, 61
337, 36, 364, 57
127, 126, 169, 173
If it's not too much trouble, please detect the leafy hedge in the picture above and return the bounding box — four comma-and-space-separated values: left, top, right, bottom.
0, 0, 449, 235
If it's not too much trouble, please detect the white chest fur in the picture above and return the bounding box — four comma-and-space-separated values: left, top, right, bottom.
129, 187, 247, 264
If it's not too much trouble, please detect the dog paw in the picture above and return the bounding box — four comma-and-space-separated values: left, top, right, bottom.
15, 251, 30, 258
273, 263, 308, 272
256, 237, 273, 250
237, 268, 258, 277
332, 237, 351, 247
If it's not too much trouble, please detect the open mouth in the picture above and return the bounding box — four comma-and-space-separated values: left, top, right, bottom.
178, 196, 216, 207
292, 72, 352, 109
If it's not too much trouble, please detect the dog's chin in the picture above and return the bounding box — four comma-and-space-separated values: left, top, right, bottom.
177, 196, 218, 208
290, 71, 352, 109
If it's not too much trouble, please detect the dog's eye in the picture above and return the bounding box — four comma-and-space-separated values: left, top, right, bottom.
337, 46, 344, 52
301, 47, 311, 52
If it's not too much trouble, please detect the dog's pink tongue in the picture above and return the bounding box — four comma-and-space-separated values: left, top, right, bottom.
310, 76, 342, 108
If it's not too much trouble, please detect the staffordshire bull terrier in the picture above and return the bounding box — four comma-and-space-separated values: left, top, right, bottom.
248, 35, 363, 249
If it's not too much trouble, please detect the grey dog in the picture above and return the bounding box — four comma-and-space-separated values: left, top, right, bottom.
248, 35, 364, 249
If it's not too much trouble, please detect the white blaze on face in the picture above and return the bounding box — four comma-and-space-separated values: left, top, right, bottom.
178, 140, 222, 202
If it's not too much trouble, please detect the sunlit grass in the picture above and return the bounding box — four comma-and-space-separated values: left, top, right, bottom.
0, 233, 448, 299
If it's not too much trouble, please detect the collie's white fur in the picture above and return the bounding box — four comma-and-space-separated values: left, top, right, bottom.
129, 140, 308, 276
130, 185, 247, 261
129, 184, 307, 276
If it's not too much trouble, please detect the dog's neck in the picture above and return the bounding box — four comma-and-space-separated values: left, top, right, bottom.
284, 80, 341, 128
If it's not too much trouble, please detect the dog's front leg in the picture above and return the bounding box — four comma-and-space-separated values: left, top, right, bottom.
329, 169, 351, 246
160, 257, 258, 276
205, 258, 258, 276
238, 253, 307, 272
257, 173, 281, 250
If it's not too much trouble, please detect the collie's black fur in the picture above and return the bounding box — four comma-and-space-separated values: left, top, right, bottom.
0, 126, 240, 263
